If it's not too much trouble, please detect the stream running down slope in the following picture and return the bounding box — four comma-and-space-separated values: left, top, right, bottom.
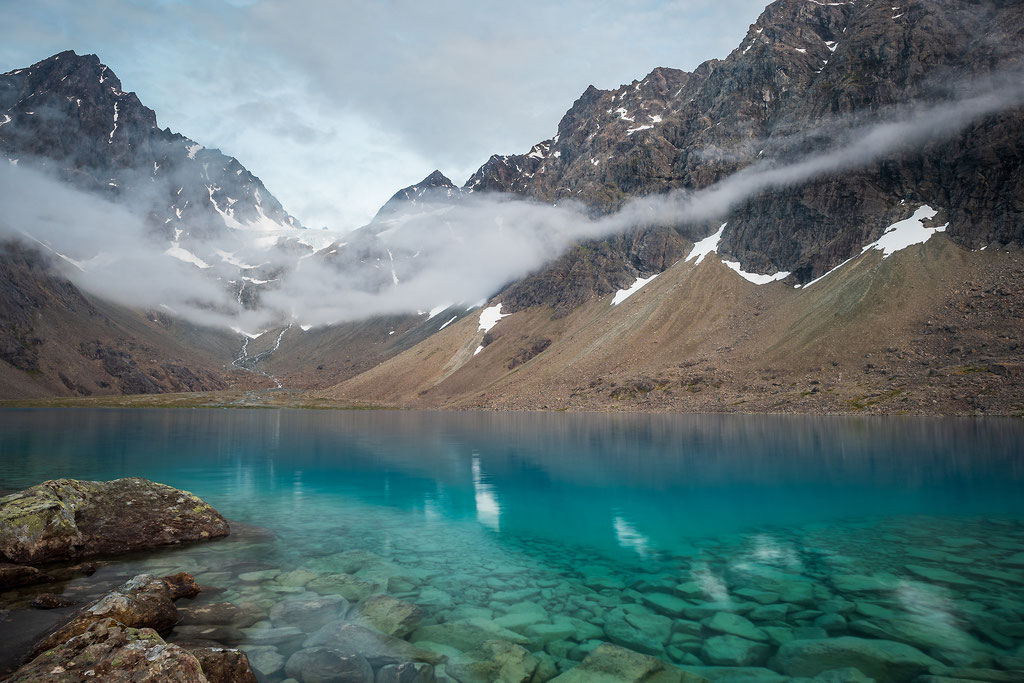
230, 323, 293, 389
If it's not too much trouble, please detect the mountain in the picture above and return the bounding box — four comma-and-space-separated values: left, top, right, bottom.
0, 51, 304, 243
0, 51, 330, 397
0, 242, 246, 399
418, 0, 1023, 313
315, 0, 1024, 415
0, 0, 1021, 415
374, 170, 461, 220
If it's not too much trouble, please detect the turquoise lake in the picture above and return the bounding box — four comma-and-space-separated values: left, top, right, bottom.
1, 408, 1023, 681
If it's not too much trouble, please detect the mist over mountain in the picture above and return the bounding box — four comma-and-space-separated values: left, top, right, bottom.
0, 0, 1021, 412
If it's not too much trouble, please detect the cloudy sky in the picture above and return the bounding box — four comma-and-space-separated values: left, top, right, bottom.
0, 0, 767, 230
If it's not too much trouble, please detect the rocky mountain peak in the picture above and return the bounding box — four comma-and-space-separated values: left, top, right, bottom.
374, 169, 462, 220
1, 50, 304, 246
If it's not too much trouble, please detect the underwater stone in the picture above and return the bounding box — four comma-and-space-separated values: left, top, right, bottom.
285, 647, 374, 683
831, 574, 900, 594
700, 634, 771, 666
376, 662, 437, 683
548, 642, 703, 682
749, 603, 789, 622
275, 568, 319, 587
242, 645, 285, 677
349, 593, 423, 638
307, 573, 379, 600
179, 601, 264, 628
805, 667, 873, 682
269, 594, 348, 632
814, 612, 848, 634
679, 666, 787, 682
903, 564, 975, 587
307, 622, 444, 667
642, 591, 691, 617
412, 619, 529, 653
416, 587, 455, 608
775, 636, 942, 679
703, 612, 768, 642
524, 623, 577, 648
733, 588, 781, 605
445, 639, 538, 683
494, 611, 548, 633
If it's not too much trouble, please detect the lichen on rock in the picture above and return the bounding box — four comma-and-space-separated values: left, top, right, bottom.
0, 477, 229, 564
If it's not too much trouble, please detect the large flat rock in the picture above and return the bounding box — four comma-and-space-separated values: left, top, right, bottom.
0, 477, 229, 564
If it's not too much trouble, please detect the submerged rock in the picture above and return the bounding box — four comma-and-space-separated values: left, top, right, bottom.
307, 572, 379, 600
179, 601, 264, 628
240, 645, 284, 677
9, 619, 209, 682
285, 646, 374, 683
348, 593, 423, 637
307, 621, 445, 667
0, 478, 229, 564
269, 594, 348, 631
30, 593, 78, 609
548, 642, 704, 682
0, 562, 54, 589
702, 612, 768, 642
412, 619, 530, 653
700, 634, 771, 667
376, 662, 437, 683
775, 636, 942, 679
445, 639, 539, 683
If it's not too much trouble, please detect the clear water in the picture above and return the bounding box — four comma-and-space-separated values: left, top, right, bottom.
1, 409, 1023, 681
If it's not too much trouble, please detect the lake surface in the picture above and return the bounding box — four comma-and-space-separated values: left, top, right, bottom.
1, 409, 1023, 681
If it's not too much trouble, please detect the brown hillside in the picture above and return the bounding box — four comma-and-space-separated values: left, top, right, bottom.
317, 238, 1024, 416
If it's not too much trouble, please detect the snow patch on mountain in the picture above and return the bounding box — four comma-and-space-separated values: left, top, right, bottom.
686, 223, 727, 264
722, 261, 791, 285
611, 274, 659, 305
478, 303, 508, 333
165, 244, 212, 269
799, 205, 948, 289
864, 205, 947, 257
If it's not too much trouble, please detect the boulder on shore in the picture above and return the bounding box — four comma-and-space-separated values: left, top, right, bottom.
0, 477, 230, 564
32, 573, 185, 656
9, 618, 210, 682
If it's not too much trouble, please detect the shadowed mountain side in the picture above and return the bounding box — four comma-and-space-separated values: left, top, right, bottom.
316, 238, 1024, 415
0, 242, 264, 398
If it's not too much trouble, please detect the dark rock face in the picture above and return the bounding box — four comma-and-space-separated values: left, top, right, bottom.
8, 619, 210, 683
430, 0, 1024, 309
0, 50, 301, 238
0, 478, 229, 564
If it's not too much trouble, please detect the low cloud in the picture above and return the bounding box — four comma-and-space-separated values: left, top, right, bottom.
2, 69, 1021, 332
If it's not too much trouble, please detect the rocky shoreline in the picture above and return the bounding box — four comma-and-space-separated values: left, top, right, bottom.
3, 479, 1023, 682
